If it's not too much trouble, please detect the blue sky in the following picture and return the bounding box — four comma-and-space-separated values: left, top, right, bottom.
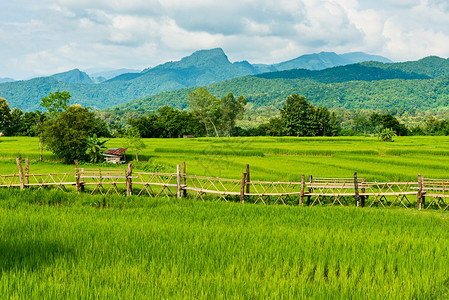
1, 0, 449, 79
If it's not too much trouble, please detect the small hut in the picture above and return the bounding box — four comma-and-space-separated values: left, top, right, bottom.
103, 148, 128, 164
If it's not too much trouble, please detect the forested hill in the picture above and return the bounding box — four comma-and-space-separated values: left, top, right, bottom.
114, 58, 449, 112
361, 56, 449, 78
0, 49, 390, 112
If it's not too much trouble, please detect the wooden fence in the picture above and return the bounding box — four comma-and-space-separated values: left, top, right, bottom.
2, 158, 449, 210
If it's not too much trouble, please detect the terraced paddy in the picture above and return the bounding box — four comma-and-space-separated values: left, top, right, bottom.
2, 136, 449, 182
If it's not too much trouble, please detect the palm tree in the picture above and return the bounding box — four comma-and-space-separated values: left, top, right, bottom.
86, 134, 108, 163
379, 128, 397, 142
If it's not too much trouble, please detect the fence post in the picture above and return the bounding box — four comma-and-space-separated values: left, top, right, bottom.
75, 160, 80, 193
177, 164, 182, 199
361, 178, 366, 207
16, 158, 25, 190
182, 161, 187, 198
80, 168, 85, 193
307, 175, 313, 205
240, 172, 247, 203
417, 174, 422, 210
126, 163, 133, 196
24, 158, 29, 185
421, 175, 424, 209
246, 164, 250, 194
300, 174, 305, 206
354, 172, 359, 207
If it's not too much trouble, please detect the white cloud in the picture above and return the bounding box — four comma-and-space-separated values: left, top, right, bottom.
1, 0, 449, 79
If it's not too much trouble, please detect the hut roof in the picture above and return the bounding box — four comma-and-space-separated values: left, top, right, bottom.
103, 148, 128, 156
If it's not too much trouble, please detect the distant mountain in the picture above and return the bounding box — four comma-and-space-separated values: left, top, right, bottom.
0, 78, 15, 83
361, 56, 449, 78
115, 61, 444, 112
88, 68, 141, 80
51, 69, 93, 84
262, 52, 392, 72
0, 48, 394, 111
255, 63, 429, 82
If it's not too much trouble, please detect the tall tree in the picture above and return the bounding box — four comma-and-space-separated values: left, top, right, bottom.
40, 91, 71, 117
126, 127, 146, 161
0, 97, 11, 134
7, 108, 24, 136
220, 93, 246, 137
41, 105, 96, 163
281, 95, 315, 136
188, 88, 221, 137
280, 94, 340, 137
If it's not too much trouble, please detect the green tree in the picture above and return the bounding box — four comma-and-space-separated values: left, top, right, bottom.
86, 134, 108, 163
7, 108, 24, 136
379, 128, 397, 142
40, 91, 71, 117
0, 98, 11, 135
126, 127, 146, 161
257, 117, 285, 136
280, 94, 339, 136
281, 95, 314, 136
41, 105, 96, 163
220, 93, 246, 136
188, 88, 221, 137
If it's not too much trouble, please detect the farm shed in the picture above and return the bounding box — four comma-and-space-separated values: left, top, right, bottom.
103, 148, 128, 164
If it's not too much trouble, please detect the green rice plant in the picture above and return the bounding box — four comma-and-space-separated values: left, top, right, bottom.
385, 149, 449, 156
1, 192, 449, 298
154, 147, 265, 157
4, 135, 449, 182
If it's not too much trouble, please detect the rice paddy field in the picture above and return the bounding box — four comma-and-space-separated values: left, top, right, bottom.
1, 189, 449, 299
2, 135, 449, 181
2, 136, 449, 298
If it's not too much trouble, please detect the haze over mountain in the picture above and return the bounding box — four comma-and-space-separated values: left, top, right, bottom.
87, 68, 142, 82
0, 78, 15, 83
0, 48, 392, 112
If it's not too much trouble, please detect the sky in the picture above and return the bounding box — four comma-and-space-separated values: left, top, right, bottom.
1, 0, 449, 80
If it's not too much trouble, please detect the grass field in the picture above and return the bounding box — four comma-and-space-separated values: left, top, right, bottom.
2, 136, 449, 182
2, 137, 449, 298
1, 189, 449, 299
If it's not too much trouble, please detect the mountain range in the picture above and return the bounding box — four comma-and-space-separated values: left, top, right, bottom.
115, 56, 449, 113
0, 49, 392, 111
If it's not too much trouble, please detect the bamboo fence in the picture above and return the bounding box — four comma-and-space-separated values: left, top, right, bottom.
1, 159, 449, 210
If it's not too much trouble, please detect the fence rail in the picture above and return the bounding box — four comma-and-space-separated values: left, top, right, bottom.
2, 158, 449, 210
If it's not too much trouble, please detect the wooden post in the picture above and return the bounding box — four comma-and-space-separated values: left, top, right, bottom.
354, 172, 359, 207
126, 163, 133, 196
361, 178, 366, 207
246, 164, 250, 194
182, 161, 187, 198
80, 168, 85, 193
240, 172, 246, 203
307, 175, 313, 205
299, 174, 305, 206
75, 160, 80, 193
16, 158, 25, 190
177, 164, 182, 199
24, 158, 29, 185
417, 174, 422, 210
420, 174, 424, 209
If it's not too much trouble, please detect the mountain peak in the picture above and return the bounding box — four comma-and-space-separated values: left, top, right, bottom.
51, 69, 93, 84
170, 48, 230, 69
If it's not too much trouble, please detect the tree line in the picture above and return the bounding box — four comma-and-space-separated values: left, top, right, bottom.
4, 88, 449, 163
